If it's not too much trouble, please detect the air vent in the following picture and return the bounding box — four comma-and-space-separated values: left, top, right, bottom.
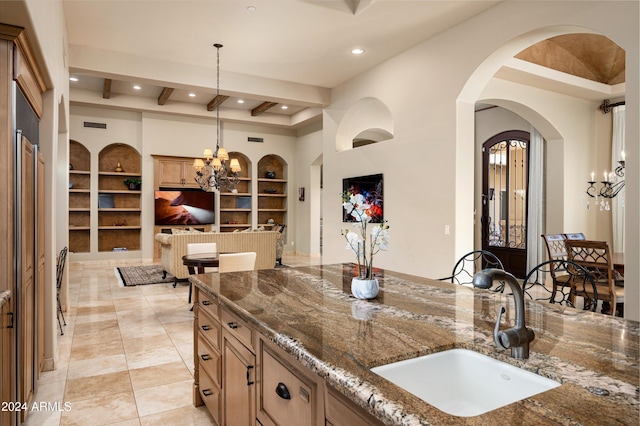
83, 121, 107, 129
247, 137, 264, 143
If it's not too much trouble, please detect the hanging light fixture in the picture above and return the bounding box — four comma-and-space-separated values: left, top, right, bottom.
194, 43, 241, 191
586, 151, 625, 210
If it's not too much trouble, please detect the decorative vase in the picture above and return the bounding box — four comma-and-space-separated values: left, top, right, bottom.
128, 183, 141, 190
265, 170, 276, 179
351, 277, 379, 299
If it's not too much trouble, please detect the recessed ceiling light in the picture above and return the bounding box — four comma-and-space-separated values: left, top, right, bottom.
69, 77, 79, 82
237, 99, 245, 104
281, 105, 288, 110
133, 85, 141, 90
351, 48, 365, 55
247, 6, 256, 12
188, 93, 196, 97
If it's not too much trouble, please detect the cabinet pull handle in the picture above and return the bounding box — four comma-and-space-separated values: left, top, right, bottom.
202, 389, 213, 397
202, 300, 211, 306
201, 354, 212, 361
275, 382, 291, 400
246, 365, 254, 386
7, 312, 14, 329
227, 321, 238, 329
201, 324, 212, 331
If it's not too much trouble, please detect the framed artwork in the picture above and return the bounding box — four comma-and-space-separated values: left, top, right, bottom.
298, 187, 305, 201
342, 173, 383, 223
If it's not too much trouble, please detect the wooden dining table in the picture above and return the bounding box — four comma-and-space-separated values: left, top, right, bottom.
182, 252, 222, 275
182, 252, 224, 307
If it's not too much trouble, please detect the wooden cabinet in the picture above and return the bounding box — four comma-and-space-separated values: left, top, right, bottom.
257, 154, 287, 229
219, 152, 252, 232
153, 156, 200, 188
194, 286, 383, 425
98, 144, 141, 252
68, 140, 91, 253
257, 336, 324, 426
194, 290, 256, 425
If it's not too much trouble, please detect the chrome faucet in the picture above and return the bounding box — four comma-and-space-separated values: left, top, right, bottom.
472, 268, 535, 359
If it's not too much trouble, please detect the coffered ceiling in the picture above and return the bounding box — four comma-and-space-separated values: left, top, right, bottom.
58, 1, 625, 128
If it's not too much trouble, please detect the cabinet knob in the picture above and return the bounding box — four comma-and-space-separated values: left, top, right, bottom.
227, 321, 238, 329
201, 324, 212, 331
202, 389, 213, 397
275, 382, 291, 400
202, 300, 211, 306
201, 354, 212, 361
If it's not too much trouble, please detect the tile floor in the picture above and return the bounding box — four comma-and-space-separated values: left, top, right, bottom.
25, 254, 321, 426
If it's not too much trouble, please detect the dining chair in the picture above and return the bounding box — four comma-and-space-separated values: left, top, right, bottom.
541, 234, 574, 303
219, 252, 257, 273
185, 243, 218, 303
522, 259, 597, 310
439, 250, 504, 287
565, 239, 624, 316
56, 246, 68, 335
563, 233, 586, 240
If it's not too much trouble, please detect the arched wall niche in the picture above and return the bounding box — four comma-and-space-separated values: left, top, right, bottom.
335, 97, 394, 152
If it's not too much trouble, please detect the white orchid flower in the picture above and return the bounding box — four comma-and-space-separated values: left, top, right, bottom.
371, 225, 390, 251
343, 193, 370, 223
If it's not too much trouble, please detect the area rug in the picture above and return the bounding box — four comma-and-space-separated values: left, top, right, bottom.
116, 265, 175, 287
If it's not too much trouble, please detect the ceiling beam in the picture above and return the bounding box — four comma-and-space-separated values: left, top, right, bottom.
102, 78, 112, 99
251, 101, 278, 116
158, 87, 174, 105
207, 95, 230, 111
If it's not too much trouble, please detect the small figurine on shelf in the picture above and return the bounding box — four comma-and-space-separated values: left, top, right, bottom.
114, 163, 124, 172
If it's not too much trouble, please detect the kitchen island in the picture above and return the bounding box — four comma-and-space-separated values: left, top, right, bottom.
190, 264, 639, 425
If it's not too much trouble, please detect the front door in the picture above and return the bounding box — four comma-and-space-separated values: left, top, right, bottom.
481, 131, 529, 278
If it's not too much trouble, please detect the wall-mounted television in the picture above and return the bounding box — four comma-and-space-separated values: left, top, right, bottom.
154, 190, 215, 225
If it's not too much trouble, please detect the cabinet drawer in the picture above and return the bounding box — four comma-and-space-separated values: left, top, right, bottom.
198, 308, 220, 350
199, 291, 219, 320
260, 346, 315, 426
199, 366, 221, 424
325, 386, 383, 426
221, 308, 253, 350
197, 334, 221, 387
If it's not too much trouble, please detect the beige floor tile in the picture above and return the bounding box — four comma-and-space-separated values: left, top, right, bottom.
60, 391, 138, 426
71, 327, 122, 346
73, 318, 120, 335
70, 339, 125, 361
66, 354, 128, 380
22, 407, 62, 426
133, 379, 194, 417
74, 311, 118, 324
122, 334, 174, 355
139, 405, 213, 426
126, 346, 183, 370
129, 361, 192, 390
64, 370, 132, 402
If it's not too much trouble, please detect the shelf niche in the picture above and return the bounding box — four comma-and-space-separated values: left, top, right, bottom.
219, 152, 252, 232
98, 143, 141, 252
257, 154, 287, 228
69, 140, 91, 253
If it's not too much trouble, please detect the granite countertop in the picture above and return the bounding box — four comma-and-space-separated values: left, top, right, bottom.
190, 264, 639, 425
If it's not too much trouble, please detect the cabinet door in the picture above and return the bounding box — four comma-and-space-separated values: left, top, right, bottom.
222, 330, 255, 426
157, 159, 186, 187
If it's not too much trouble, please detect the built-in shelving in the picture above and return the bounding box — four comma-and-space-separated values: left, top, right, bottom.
219, 153, 252, 232
98, 144, 141, 252
257, 154, 287, 228
68, 140, 91, 253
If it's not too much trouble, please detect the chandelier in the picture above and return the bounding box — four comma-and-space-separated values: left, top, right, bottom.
193, 43, 241, 192
586, 153, 625, 210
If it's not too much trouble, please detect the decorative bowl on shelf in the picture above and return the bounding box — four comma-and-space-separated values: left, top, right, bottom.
264, 188, 278, 194
265, 171, 276, 179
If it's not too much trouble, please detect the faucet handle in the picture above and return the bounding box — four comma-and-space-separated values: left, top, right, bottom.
494, 306, 510, 350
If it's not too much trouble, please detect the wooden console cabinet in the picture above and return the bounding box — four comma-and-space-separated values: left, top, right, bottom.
193, 286, 382, 425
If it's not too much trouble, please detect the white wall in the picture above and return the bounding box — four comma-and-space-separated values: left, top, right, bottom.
294, 122, 323, 255
322, 1, 639, 321
69, 106, 298, 259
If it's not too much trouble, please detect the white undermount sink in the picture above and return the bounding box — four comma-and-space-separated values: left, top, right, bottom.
371, 348, 560, 417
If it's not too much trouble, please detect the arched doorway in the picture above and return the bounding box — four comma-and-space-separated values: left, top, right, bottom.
481, 130, 529, 277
